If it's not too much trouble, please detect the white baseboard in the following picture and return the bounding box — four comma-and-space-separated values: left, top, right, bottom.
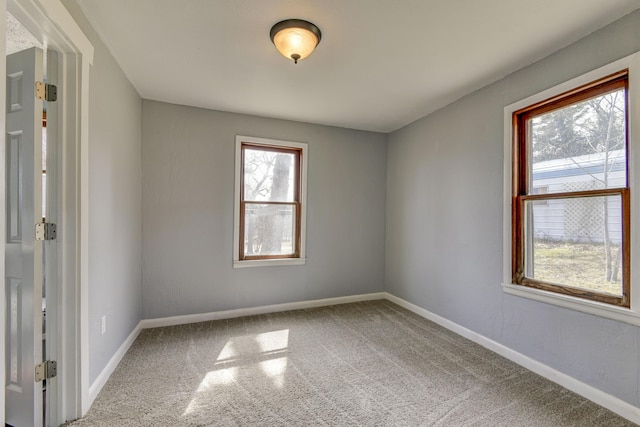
140, 292, 387, 329
87, 321, 142, 407
383, 292, 640, 425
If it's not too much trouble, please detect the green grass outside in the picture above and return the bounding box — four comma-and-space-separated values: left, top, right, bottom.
532, 241, 622, 296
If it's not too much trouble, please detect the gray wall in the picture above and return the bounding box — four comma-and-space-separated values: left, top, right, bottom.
142, 101, 387, 319
63, 1, 143, 384
386, 10, 640, 407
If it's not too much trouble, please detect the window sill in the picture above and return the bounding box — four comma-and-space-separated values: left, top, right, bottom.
233, 258, 306, 269
502, 283, 640, 327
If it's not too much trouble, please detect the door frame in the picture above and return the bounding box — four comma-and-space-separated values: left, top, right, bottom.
1, 0, 93, 424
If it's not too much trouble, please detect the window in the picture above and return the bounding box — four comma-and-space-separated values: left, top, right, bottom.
233, 136, 307, 267
512, 71, 630, 307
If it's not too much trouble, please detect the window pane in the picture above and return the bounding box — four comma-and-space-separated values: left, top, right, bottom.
244, 148, 295, 202
529, 88, 626, 194
244, 204, 296, 256
525, 195, 623, 296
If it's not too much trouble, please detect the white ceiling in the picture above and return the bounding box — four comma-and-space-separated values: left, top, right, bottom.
75, 0, 640, 133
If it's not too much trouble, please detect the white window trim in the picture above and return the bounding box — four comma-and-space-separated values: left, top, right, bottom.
233, 135, 308, 268
502, 52, 640, 326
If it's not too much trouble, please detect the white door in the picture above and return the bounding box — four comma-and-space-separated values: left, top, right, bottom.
5, 46, 44, 427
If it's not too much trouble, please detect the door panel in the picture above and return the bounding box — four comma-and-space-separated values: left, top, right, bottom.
5, 47, 44, 427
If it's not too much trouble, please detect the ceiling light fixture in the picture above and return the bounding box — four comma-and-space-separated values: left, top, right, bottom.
270, 19, 321, 64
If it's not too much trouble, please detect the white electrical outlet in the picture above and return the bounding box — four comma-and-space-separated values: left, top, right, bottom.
101, 315, 107, 335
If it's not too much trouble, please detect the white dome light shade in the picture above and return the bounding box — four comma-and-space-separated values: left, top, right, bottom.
270, 19, 321, 64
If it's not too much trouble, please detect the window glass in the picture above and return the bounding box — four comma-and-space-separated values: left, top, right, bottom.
243, 204, 296, 257
528, 88, 627, 194
524, 194, 623, 297
243, 148, 295, 202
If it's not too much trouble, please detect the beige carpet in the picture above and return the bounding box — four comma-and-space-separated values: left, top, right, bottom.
64, 300, 635, 426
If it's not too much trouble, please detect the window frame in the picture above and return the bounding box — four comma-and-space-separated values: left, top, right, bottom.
233, 136, 308, 268
503, 52, 640, 326
512, 71, 630, 307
